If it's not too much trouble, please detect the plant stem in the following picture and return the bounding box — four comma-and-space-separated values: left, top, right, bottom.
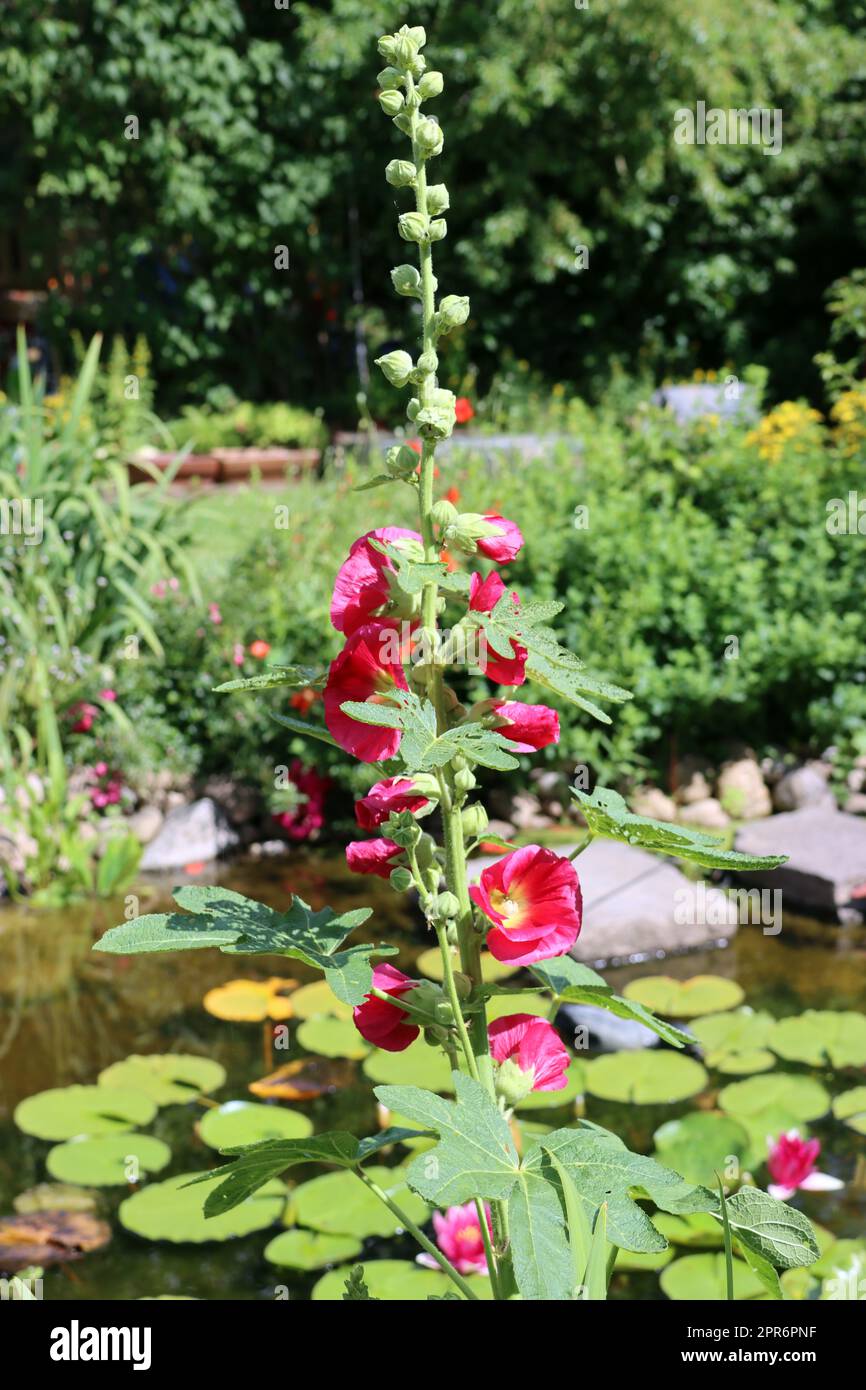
355, 1168, 479, 1300
433, 922, 480, 1080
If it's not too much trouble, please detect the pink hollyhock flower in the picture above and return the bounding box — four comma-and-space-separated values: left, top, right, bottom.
469, 573, 527, 686
150, 580, 167, 599
68, 701, 99, 733
346, 837, 404, 879
767, 1131, 844, 1201
330, 526, 422, 636
353, 963, 420, 1051
324, 620, 409, 761
419, 1203, 492, 1275
491, 700, 560, 752
355, 776, 431, 830
273, 760, 331, 842
470, 844, 582, 965
98, 688, 117, 703
232, 642, 245, 666
476, 514, 523, 563
488, 1014, 570, 1092
208, 603, 222, 625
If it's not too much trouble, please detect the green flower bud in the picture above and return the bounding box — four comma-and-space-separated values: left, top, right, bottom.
377, 67, 403, 91
447, 512, 503, 550
415, 118, 444, 157
392, 111, 414, 136
405, 25, 427, 49
431, 498, 458, 528
418, 71, 444, 99
409, 54, 427, 78
428, 218, 448, 242
385, 443, 420, 479
433, 998, 456, 1026
406, 397, 421, 422
377, 34, 400, 63
375, 349, 414, 388
389, 866, 414, 891
416, 349, 439, 374
386, 159, 417, 188
461, 803, 489, 838
494, 1057, 535, 1108
430, 890, 460, 920
390, 263, 421, 298
416, 388, 456, 441
397, 211, 429, 244
453, 766, 477, 794
386, 809, 423, 847
434, 294, 470, 337
379, 89, 405, 116
426, 184, 450, 216
395, 35, 417, 67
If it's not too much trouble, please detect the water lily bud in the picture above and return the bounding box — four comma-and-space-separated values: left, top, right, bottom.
431, 498, 458, 528
418, 71, 444, 99
434, 294, 470, 337
398, 211, 429, 244
415, 119, 444, 158
377, 67, 403, 91
454, 766, 477, 793
461, 803, 489, 838
428, 890, 460, 923
385, 443, 420, 479
389, 866, 413, 891
495, 1057, 535, 1108
426, 184, 450, 216
379, 89, 405, 116
375, 349, 414, 387
428, 218, 447, 242
386, 159, 417, 188
390, 263, 421, 298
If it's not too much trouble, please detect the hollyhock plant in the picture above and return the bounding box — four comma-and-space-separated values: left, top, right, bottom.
469, 844, 582, 964
490, 699, 560, 752
330, 526, 423, 635
68, 701, 99, 733
468, 572, 527, 685
324, 620, 410, 760
273, 760, 330, 841
355, 776, 432, 829
353, 963, 420, 1051
475, 513, 523, 563
418, 1203, 493, 1275
346, 837, 404, 879
767, 1131, 844, 1201
489, 1014, 570, 1096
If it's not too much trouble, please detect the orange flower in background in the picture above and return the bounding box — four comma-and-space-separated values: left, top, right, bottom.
445, 485, 461, 504
289, 686, 321, 715
249, 640, 271, 659
455, 397, 475, 424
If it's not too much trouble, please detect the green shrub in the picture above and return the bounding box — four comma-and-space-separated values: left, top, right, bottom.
165, 400, 327, 452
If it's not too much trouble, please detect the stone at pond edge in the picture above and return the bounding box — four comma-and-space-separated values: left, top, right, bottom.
733, 807, 866, 921
557, 1002, 660, 1052
140, 797, 239, 871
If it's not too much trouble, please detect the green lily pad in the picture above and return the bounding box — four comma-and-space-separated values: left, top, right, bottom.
46, 1134, 172, 1187
779, 1267, 820, 1300
719, 1073, 831, 1125
486, 991, 549, 1020
13, 1183, 98, 1214
296, 1017, 369, 1060
660, 1252, 768, 1301
768, 1011, 866, 1069
653, 1111, 752, 1187
289, 981, 353, 1021
264, 1229, 362, 1270
293, 1165, 429, 1238
14, 1086, 157, 1141
416, 947, 517, 984
311, 1259, 492, 1301
98, 1054, 226, 1106
689, 1008, 776, 1074
832, 1086, 866, 1135
363, 1039, 454, 1092
515, 1058, 585, 1111
198, 1101, 313, 1150
119, 1171, 286, 1243
614, 1246, 674, 1272
622, 975, 744, 1018
583, 1051, 708, 1104
652, 1212, 724, 1249
811, 1238, 866, 1284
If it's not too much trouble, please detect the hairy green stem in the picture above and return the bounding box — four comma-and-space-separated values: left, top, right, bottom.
355, 1168, 479, 1300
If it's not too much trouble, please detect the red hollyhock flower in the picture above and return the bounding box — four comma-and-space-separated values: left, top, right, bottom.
345, 837, 404, 879
469, 572, 527, 685
353, 963, 420, 1051
488, 1014, 570, 1091
330, 526, 422, 636
455, 397, 475, 424
324, 620, 409, 761
249, 639, 271, 659
476, 514, 523, 563
355, 776, 431, 830
491, 700, 560, 752
470, 844, 582, 964
273, 759, 331, 842
68, 701, 99, 733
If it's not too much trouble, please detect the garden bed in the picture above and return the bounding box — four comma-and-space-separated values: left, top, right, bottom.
128, 447, 321, 485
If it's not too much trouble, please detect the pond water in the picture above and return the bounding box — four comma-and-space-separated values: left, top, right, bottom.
1, 851, 864, 1301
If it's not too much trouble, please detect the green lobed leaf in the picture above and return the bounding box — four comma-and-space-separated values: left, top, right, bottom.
340, 689, 520, 772
213, 665, 325, 694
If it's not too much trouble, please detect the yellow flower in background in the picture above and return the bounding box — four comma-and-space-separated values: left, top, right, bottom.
830, 385, 866, 458
745, 400, 824, 463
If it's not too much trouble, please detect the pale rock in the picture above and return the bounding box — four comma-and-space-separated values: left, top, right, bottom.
127, 805, 164, 845
630, 786, 678, 822
772, 764, 836, 813
678, 798, 730, 831
140, 797, 238, 871
717, 759, 772, 820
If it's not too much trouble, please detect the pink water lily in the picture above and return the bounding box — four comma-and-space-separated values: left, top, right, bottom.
330, 526, 422, 635
470, 844, 582, 965
767, 1130, 844, 1201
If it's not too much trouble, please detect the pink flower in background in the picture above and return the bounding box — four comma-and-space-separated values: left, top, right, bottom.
488, 1014, 570, 1091
355, 776, 431, 830
345, 837, 404, 879
98, 688, 117, 703
273, 760, 331, 842
324, 620, 409, 761
418, 1203, 492, 1275
475, 514, 523, 563
150, 580, 168, 599
353, 963, 420, 1051
68, 701, 99, 733
470, 844, 582, 965
232, 643, 245, 666
86, 761, 124, 809
767, 1131, 844, 1201
208, 603, 222, 625
330, 526, 422, 635
249, 639, 271, 659
491, 700, 560, 752
468, 573, 527, 686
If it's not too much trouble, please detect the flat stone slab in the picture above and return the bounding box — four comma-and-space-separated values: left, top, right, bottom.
140, 797, 239, 873
734, 807, 866, 921
468, 839, 734, 967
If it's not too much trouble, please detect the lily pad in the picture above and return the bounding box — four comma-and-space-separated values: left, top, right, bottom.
46, 1135, 172, 1187
416, 947, 517, 984
719, 1073, 831, 1125
768, 1011, 866, 1069
653, 1111, 752, 1187
583, 1051, 708, 1104
363, 1039, 455, 1092
652, 1211, 724, 1249
832, 1087, 866, 1135
623, 975, 744, 1018
660, 1252, 768, 1301
13, 1184, 98, 1215
98, 1054, 226, 1106
689, 1008, 776, 1075
614, 1246, 674, 1272
290, 981, 353, 1021
203, 977, 298, 1023
198, 1101, 313, 1150
249, 1058, 354, 1101
486, 991, 549, 1021
14, 1085, 156, 1141
312, 1259, 492, 1301
515, 1058, 585, 1111
293, 1165, 429, 1238
264, 1229, 362, 1271
296, 1017, 370, 1060
0, 1210, 111, 1271
119, 1171, 286, 1243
